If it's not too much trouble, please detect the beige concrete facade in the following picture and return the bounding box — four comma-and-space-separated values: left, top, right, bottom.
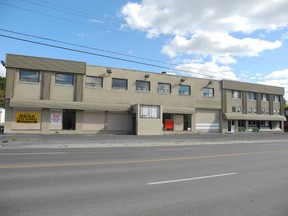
4, 54, 286, 135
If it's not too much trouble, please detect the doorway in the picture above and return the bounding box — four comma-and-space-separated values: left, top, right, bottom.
228, 120, 235, 133
63, 109, 76, 130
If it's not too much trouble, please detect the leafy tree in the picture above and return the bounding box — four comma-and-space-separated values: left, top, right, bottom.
0, 77, 5, 108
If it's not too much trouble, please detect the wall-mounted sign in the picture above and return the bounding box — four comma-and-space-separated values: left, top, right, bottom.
16, 112, 39, 124
51, 113, 62, 124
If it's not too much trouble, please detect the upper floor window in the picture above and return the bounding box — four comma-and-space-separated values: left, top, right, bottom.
136, 80, 150, 92
19, 70, 40, 83
248, 92, 256, 100
248, 107, 257, 114
178, 85, 191, 95
158, 83, 171, 94
86, 76, 103, 88
261, 108, 265, 114
55, 73, 74, 85
232, 90, 241, 99
112, 78, 127, 90
261, 94, 269, 101
273, 95, 280, 102
203, 87, 214, 97
232, 106, 242, 113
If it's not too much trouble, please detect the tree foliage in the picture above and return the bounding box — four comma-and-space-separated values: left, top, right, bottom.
0, 77, 5, 108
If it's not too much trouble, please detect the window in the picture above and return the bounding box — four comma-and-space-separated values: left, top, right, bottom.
248, 107, 257, 114
178, 85, 190, 95
261, 108, 265, 114
248, 121, 257, 127
140, 105, 160, 118
203, 88, 214, 97
231, 106, 241, 113
19, 70, 40, 83
248, 92, 256, 100
261, 94, 269, 101
273, 95, 280, 102
112, 78, 127, 90
55, 73, 74, 85
237, 106, 242, 113
273, 109, 280, 115
86, 76, 103, 88
260, 121, 269, 127
253, 108, 257, 114
158, 83, 171, 94
232, 90, 241, 99
136, 80, 150, 92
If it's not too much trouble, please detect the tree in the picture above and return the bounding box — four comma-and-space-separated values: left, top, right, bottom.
0, 77, 5, 108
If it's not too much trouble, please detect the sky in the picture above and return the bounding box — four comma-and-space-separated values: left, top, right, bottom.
0, 0, 288, 98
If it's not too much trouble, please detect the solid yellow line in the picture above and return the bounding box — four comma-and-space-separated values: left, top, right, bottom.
1, 149, 288, 169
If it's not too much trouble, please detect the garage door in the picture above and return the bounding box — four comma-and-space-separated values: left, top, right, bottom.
196, 110, 220, 133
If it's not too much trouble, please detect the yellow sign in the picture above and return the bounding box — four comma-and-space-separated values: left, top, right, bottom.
16, 112, 39, 124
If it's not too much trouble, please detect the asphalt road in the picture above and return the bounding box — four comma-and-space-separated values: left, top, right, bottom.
1, 138, 288, 216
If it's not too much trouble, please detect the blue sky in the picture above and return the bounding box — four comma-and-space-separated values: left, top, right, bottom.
1, 0, 288, 98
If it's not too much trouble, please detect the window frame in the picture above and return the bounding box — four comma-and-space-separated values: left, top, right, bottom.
140, 105, 160, 118
19, 70, 40, 83
202, 87, 214, 97
261, 94, 269, 101
136, 80, 150, 92
178, 85, 191, 95
273, 95, 280, 102
248, 92, 257, 101
158, 83, 171, 94
85, 76, 103, 88
232, 90, 241, 99
55, 73, 74, 86
112, 78, 128, 90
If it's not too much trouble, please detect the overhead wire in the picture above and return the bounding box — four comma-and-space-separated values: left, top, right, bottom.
0, 33, 224, 79
3, 0, 284, 68
2, 1, 283, 78
0, 28, 237, 79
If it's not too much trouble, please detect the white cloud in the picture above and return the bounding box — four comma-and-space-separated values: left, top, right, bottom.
121, 0, 287, 79
259, 69, 288, 100
0, 65, 6, 77
161, 32, 281, 58
121, 0, 288, 35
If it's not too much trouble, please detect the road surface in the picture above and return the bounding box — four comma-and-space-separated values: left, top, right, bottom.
1, 137, 288, 215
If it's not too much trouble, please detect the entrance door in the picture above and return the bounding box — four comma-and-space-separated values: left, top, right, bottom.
228, 120, 235, 133
63, 109, 76, 130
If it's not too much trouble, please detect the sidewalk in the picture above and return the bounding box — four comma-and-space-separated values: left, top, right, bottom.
0, 133, 287, 149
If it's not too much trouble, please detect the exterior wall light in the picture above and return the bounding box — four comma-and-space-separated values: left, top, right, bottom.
180, 78, 185, 84
144, 74, 150, 80
107, 69, 112, 75
207, 80, 213, 86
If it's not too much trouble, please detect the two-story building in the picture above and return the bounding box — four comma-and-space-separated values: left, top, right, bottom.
3, 54, 286, 135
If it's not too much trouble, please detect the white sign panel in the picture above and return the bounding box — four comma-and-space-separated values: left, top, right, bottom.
51, 113, 62, 124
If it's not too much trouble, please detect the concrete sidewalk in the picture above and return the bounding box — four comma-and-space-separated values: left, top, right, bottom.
0, 133, 287, 149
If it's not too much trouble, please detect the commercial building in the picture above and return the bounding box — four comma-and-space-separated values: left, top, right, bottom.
4, 54, 286, 135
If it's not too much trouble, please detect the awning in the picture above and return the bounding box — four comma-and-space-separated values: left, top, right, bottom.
163, 106, 195, 114
223, 113, 286, 121
9, 99, 131, 112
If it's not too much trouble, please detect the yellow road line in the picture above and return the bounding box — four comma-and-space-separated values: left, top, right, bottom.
1, 149, 288, 169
